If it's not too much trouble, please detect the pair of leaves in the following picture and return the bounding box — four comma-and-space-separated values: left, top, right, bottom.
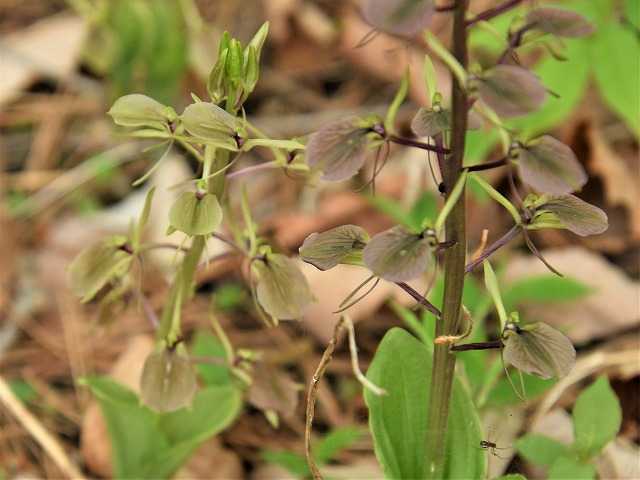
252, 253, 314, 321
526, 193, 608, 236
305, 115, 382, 181
516, 376, 622, 478
80, 377, 242, 479
365, 328, 485, 479
300, 224, 436, 283
362, 0, 434, 38
168, 191, 223, 236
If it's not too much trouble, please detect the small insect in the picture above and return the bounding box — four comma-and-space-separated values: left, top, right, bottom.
479, 439, 510, 459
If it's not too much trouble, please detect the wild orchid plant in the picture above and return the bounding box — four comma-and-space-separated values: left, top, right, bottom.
69, 1, 609, 478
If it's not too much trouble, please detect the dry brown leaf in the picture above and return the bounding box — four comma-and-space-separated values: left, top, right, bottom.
503, 247, 640, 344
596, 438, 640, 480
0, 13, 86, 106
587, 124, 640, 240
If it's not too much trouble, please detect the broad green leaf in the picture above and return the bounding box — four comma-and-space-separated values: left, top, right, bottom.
139, 348, 198, 412
502, 322, 576, 379
365, 328, 485, 479
530, 195, 608, 236
591, 22, 640, 136
475, 65, 547, 118
526, 7, 595, 37
191, 331, 232, 386
168, 191, 222, 236
362, 0, 435, 37
573, 376, 622, 459
299, 225, 369, 271
503, 275, 591, 312
108, 94, 175, 130
514, 136, 587, 195
68, 235, 132, 303
548, 456, 596, 479
253, 254, 314, 320
315, 427, 363, 464
306, 116, 380, 181
363, 226, 435, 282
515, 433, 570, 466
80, 377, 242, 479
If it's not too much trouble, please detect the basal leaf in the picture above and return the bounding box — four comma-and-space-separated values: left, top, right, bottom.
253, 254, 314, 320
515, 136, 587, 194
315, 427, 363, 464
572, 376, 622, 460
532, 194, 608, 236
140, 347, 198, 413
476, 65, 547, 118
362, 0, 434, 37
168, 191, 222, 236
68, 235, 132, 303
108, 94, 176, 130
502, 322, 576, 379
299, 225, 369, 271
306, 116, 380, 181
527, 7, 595, 37
363, 226, 434, 282
365, 328, 485, 479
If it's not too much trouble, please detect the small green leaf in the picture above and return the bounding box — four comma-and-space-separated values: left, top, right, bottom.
261, 450, 309, 477
68, 235, 132, 303
140, 347, 198, 413
365, 328, 485, 479
299, 225, 369, 271
108, 94, 175, 130
548, 455, 596, 480
363, 226, 435, 282
367, 195, 415, 230
408, 191, 438, 231
191, 331, 231, 386
253, 253, 314, 320
514, 136, 587, 195
516, 433, 570, 466
168, 191, 222, 236
476, 65, 547, 118
435, 169, 467, 232
573, 376, 622, 459
502, 322, 576, 379
362, 0, 435, 37
469, 173, 521, 224
132, 186, 155, 249
246, 21, 269, 61
530, 194, 608, 236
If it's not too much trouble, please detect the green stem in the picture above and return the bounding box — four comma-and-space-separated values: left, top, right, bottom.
425, 1, 469, 478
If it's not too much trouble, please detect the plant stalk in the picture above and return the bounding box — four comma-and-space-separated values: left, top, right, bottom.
425, 1, 469, 478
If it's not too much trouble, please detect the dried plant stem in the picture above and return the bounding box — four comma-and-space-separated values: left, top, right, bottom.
305, 317, 346, 480
0, 376, 87, 480
425, 1, 469, 477
465, 224, 521, 273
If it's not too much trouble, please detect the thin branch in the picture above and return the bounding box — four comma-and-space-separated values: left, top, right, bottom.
395, 282, 442, 318
466, 0, 523, 26
465, 224, 521, 273
464, 157, 508, 172
387, 134, 451, 154
451, 340, 503, 351
305, 317, 346, 480
210, 232, 246, 254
